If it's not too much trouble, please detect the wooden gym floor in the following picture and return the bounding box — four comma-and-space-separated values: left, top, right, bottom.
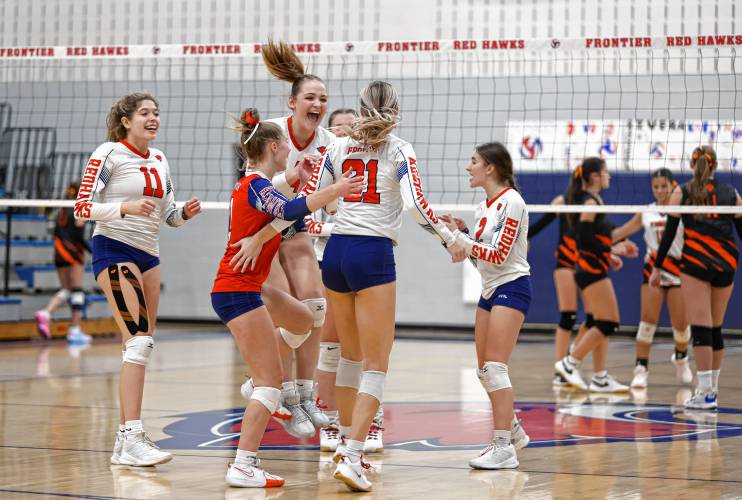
1, 325, 742, 499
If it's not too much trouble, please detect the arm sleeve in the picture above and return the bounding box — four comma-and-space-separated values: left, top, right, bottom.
73, 146, 123, 221
576, 220, 605, 254
247, 177, 310, 221
160, 169, 187, 228
453, 197, 527, 265
397, 144, 456, 246
654, 215, 681, 269
735, 218, 742, 240
527, 212, 556, 239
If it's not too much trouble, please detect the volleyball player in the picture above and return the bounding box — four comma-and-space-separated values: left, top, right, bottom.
212, 108, 362, 487
35, 181, 91, 343
74, 92, 202, 466
611, 169, 691, 388
441, 142, 531, 470
554, 157, 638, 392
651, 146, 742, 410
297, 80, 466, 491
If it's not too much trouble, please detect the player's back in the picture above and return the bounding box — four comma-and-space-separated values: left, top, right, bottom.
328, 134, 414, 243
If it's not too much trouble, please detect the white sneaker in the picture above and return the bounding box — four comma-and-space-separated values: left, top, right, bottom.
280, 401, 316, 438
118, 432, 172, 466
67, 326, 92, 344
554, 358, 587, 391
552, 373, 569, 387
684, 389, 718, 410
300, 397, 330, 429
671, 353, 693, 385
364, 407, 384, 453
332, 436, 347, 463
589, 374, 629, 393
469, 443, 519, 470
225, 461, 284, 488
240, 379, 292, 422
320, 423, 341, 452
110, 431, 124, 464
511, 417, 530, 450
630, 365, 648, 388
333, 455, 372, 492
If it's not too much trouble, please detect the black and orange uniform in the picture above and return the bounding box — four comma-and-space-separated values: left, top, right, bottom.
527, 196, 578, 269
657, 179, 739, 287
53, 207, 89, 268
573, 192, 614, 290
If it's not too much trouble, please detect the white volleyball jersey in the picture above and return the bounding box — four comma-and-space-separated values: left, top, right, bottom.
301, 134, 456, 246
642, 204, 684, 260
267, 115, 336, 198
454, 187, 530, 297
74, 140, 187, 256
304, 210, 334, 261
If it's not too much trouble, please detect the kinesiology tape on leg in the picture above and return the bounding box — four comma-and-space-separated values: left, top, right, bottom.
108, 265, 148, 335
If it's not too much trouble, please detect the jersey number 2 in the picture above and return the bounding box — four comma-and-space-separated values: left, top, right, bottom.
140, 167, 164, 198
341, 159, 380, 204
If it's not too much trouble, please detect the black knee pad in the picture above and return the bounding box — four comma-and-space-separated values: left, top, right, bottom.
585, 313, 595, 329
558, 311, 577, 331
595, 320, 618, 337
711, 326, 724, 351
691, 325, 713, 347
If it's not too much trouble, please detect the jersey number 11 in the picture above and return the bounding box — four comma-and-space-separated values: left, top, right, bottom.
140, 167, 164, 198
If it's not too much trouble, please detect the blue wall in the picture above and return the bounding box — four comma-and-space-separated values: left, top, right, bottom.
520, 172, 742, 329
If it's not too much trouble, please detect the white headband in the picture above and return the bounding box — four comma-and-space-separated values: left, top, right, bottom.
243, 122, 260, 144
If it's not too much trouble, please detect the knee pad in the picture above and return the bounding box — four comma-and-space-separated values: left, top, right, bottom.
558, 311, 577, 331
712, 326, 724, 351
691, 325, 713, 347
122, 335, 154, 366
476, 367, 486, 390
673, 326, 691, 344
302, 298, 327, 328
595, 320, 618, 338
335, 357, 362, 389
482, 361, 511, 392
54, 288, 71, 302
636, 321, 656, 344
317, 342, 341, 372
279, 327, 311, 349
251, 386, 281, 414
585, 313, 595, 329
358, 370, 386, 403
69, 288, 85, 311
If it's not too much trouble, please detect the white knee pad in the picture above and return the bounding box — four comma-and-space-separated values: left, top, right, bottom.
476, 367, 486, 390
358, 370, 386, 403
673, 326, 691, 343
335, 357, 362, 389
317, 342, 341, 372
54, 288, 71, 302
482, 361, 511, 393
303, 298, 327, 327
240, 378, 254, 401
122, 335, 154, 366
636, 321, 656, 344
251, 386, 281, 414
69, 289, 85, 310
280, 327, 311, 349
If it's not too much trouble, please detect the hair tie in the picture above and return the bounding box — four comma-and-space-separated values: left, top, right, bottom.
692, 150, 700, 160
245, 109, 259, 127
573, 166, 583, 179
243, 122, 260, 144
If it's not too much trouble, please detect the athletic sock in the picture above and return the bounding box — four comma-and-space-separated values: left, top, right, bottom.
295, 379, 314, 400
675, 349, 688, 360
345, 439, 364, 462
712, 369, 721, 392
493, 429, 510, 448
697, 370, 713, 392
235, 449, 257, 466
636, 358, 649, 368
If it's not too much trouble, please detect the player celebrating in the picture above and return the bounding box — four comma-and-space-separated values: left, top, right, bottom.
554, 157, 638, 392
35, 181, 91, 343
611, 169, 691, 388
213, 108, 362, 488
74, 92, 202, 466
298, 80, 466, 491
441, 142, 531, 470
651, 146, 742, 409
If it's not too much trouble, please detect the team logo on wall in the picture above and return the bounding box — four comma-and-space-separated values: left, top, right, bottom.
158, 401, 742, 451
519, 136, 543, 160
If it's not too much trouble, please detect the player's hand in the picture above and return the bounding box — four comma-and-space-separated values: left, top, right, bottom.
649, 267, 662, 288
298, 155, 320, 187
440, 214, 468, 232
183, 197, 202, 219
229, 235, 263, 272
446, 242, 467, 263
122, 199, 157, 217
334, 169, 366, 198
612, 239, 639, 258
609, 253, 623, 271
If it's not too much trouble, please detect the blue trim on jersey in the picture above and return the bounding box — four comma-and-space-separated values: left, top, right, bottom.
397, 157, 408, 181
323, 154, 334, 176
246, 177, 310, 220
477, 275, 532, 316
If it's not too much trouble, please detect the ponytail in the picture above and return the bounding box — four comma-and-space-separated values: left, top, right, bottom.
565, 157, 605, 227
686, 145, 717, 220
229, 107, 284, 166
344, 80, 400, 148
261, 39, 324, 98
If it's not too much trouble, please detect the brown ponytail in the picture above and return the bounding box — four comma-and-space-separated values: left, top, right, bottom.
261, 39, 324, 97
476, 142, 518, 191
344, 81, 399, 148
686, 145, 716, 220
229, 108, 284, 166
106, 92, 158, 142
